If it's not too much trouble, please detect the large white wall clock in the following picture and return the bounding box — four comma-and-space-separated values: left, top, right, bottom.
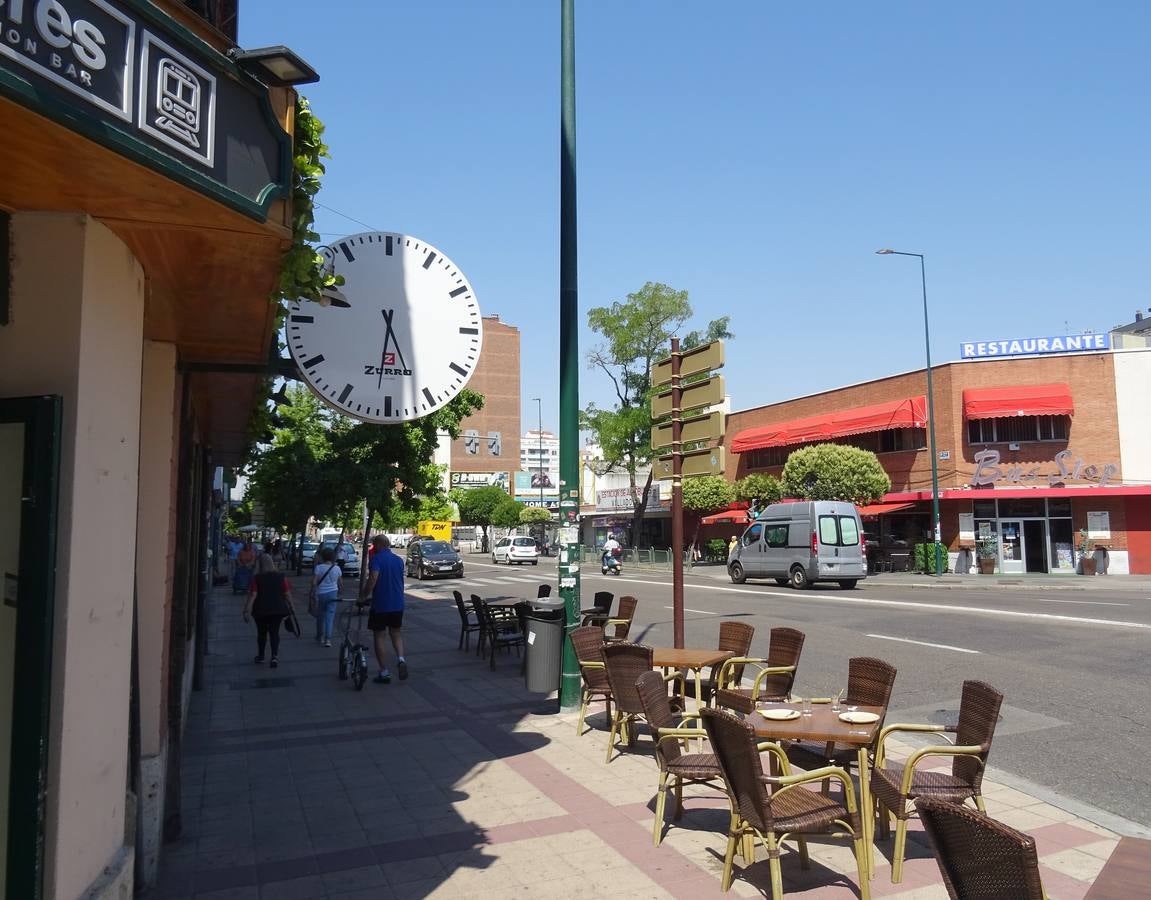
286, 231, 483, 423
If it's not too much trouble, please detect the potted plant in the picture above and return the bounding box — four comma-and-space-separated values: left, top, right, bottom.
1078, 529, 1097, 576
975, 536, 998, 575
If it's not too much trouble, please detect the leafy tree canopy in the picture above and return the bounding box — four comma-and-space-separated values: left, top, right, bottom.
781, 444, 891, 504
681, 475, 736, 513
519, 506, 554, 525
491, 495, 525, 529
733, 473, 784, 508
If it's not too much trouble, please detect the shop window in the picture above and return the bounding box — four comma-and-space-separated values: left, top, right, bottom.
973, 500, 997, 518
878, 428, 927, 453
745, 447, 789, 468
998, 498, 1047, 518
967, 415, 1070, 444
1047, 498, 1072, 517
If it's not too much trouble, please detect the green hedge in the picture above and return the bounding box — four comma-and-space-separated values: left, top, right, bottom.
913, 542, 948, 574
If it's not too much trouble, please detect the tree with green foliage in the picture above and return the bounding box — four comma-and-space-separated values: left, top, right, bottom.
733, 473, 784, 513
781, 443, 891, 504
682, 475, 736, 560
582, 281, 732, 546
519, 506, 553, 526
453, 485, 511, 553
492, 495, 525, 529
378, 491, 456, 531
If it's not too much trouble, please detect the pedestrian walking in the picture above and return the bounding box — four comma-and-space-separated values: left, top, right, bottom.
727, 535, 738, 556
310, 547, 342, 646
242, 553, 294, 668
359, 534, 407, 684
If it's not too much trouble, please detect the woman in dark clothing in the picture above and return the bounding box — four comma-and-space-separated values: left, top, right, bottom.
242, 553, 295, 668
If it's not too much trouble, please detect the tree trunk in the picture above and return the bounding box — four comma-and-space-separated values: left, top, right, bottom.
630, 469, 655, 549
294, 518, 307, 575
360, 506, 374, 596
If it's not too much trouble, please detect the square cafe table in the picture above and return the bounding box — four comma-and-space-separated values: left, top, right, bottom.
747, 701, 885, 878
651, 647, 735, 710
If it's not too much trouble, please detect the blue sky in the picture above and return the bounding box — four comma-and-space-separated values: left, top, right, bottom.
243, 1, 1150, 434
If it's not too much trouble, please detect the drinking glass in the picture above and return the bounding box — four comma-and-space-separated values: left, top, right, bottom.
801, 697, 812, 717
831, 690, 841, 712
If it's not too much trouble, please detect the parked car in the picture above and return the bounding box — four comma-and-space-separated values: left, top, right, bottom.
405, 539, 464, 579
727, 500, 866, 589
299, 541, 319, 568
491, 536, 540, 566
320, 541, 360, 577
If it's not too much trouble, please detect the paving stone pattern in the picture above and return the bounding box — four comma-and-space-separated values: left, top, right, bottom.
152, 573, 1121, 899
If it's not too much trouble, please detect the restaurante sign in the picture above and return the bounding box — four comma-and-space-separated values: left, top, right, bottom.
972, 449, 1118, 487
960, 333, 1109, 359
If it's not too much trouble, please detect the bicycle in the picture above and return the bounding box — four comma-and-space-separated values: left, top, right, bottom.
337, 600, 369, 691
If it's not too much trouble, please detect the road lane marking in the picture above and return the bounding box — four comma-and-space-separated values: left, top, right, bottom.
866, 634, 981, 654
664, 605, 716, 616
599, 576, 1151, 631
1030, 597, 1128, 606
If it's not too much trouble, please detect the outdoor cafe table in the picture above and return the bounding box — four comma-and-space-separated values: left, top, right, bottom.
1085, 837, 1151, 899
747, 701, 885, 879
484, 597, 523, 608
651, 647, 735, 710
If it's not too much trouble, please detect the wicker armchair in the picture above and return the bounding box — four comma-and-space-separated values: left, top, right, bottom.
870, 680, 1005, 883
478, 600, 525, 671
701, 707, 870, 898
603, 642, 679, 763
679, 621, 754, 704
916, 797, 1046, 900
787, 657, 897, 785
603, 595, 638, 642
714, 626, 805, 706
571, 625, 612, 737
453, 590, 482, 651
581, 590, 614, 626
636, 671, 724, 846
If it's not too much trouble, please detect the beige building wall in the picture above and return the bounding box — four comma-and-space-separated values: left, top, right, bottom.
1, 213, 145, 898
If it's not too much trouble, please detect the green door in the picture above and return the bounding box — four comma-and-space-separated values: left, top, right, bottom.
0, 396, 61, 900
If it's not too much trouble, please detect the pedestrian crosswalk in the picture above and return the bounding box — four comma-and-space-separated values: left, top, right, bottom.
408, 574, 550, 593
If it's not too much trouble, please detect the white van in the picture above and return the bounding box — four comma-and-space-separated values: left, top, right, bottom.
728, 500, 866, 589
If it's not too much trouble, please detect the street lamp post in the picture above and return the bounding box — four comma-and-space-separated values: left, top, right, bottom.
876, 249, 944, 577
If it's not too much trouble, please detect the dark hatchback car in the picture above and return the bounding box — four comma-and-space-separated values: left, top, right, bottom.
405, 539, 464, 580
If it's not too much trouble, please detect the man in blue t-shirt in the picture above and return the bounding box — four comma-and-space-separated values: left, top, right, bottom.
360, 534, 407, 684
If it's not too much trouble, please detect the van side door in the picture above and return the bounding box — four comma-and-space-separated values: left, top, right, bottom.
761, 520, 790, 577
738, 523, 765, 576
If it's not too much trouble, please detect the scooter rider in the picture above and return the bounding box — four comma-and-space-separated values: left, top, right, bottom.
601, 534, 621, 571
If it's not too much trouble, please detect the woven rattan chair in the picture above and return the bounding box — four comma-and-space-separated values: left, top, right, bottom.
581, 590, 614, 626
636, 671, 724, 846
604, 595, 638, 642
715, 627, 805, 706
453, 590, 482, 651
468, 595, 489, 657
714, 688, 757, 715
603, 642, 678, 763
787, 657, 897, 787
916, 797, 1046, 900
871, 680, 1005, 883
679, 621, 755, 705
571, 625, 612, 737
701, 707, 870, 898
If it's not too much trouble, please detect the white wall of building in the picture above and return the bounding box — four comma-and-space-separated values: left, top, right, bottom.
1114, 349, 1151, 486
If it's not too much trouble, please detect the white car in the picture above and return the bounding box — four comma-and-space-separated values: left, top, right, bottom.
492, 536, 539, 565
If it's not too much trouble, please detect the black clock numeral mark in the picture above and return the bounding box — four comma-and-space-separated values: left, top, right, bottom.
384, 396, 393, 417
450, 363, 468, 377
302, 354, 325, 369
449, 286, 468, 298
459, 327, 478, 335
338, 384, 354, 404
289, 315, 314, 324
422, 388, 435, 407
385, 235, 393, 255
422, 252, 437, 269
338, 242, 355, 262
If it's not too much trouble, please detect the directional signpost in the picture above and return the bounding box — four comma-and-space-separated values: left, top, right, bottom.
651, 339, 725, 647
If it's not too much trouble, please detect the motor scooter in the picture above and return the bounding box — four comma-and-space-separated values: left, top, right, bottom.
601, 547, 622, 576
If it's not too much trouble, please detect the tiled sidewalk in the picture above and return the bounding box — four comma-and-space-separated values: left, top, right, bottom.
152, 576, 1124, 899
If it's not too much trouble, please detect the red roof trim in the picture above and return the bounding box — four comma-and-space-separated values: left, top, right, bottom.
962, 383, 1074, 419
731, 396, 927, 453
882, 485, 1151, 501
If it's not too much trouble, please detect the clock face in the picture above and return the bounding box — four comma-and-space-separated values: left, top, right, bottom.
286, 232, 483, 423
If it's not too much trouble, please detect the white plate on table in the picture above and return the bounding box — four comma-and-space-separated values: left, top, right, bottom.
838, 711, 879, 724
761, 708, 801, 721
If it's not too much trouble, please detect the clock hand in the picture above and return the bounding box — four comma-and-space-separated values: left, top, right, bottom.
377, 310, 388, 391
381, 309, 408, 370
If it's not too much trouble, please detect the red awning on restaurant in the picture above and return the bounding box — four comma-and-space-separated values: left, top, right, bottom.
962, 384, 1074, 420
701, 502, 751, 526
855, 502, 916, 517
731, 396, 927, 453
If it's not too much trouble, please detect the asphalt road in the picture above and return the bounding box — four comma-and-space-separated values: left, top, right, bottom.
410, 554, 1151, 831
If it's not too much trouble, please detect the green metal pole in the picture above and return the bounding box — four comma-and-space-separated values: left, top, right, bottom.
558, 0, 582, 708
918, 254, 944, 577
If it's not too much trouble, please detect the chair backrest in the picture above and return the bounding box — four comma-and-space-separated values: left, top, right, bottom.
636, 670, 683, 764
701, 707, 771, 834
609, 595, 638, 640
570, 625, 610, 691
953, 681, 1004, 788
537, 584, 552, 598
603, 642, 653, 714
758, 627, 805, 699
469, 594, 486, 625
513, 601, 532, 635
845, 657, 897, 709
593, 591, 614, 614
714, 688, 756, 715
915, 797, 1045, 900
717, 620, 755, 686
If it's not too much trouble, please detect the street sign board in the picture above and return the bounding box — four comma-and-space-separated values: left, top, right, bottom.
651, 375, 725, 419
651, 340, 725, 388
655, 446, 726, 479
651, 410, 724, 451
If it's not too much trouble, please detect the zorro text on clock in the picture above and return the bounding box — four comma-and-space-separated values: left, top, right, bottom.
287, 231, 484, 423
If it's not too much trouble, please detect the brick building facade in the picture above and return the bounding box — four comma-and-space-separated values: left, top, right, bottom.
724, 347, 1151, 574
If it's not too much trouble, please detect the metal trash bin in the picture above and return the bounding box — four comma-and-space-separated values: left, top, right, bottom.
525, 599, 565, 693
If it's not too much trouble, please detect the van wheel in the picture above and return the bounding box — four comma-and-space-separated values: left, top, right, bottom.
838, 579, 858, 590
774, 578, 789, 586
729, 562, 746, 585
789, 566, 810, 589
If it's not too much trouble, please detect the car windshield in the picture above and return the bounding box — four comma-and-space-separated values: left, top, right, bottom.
512, 537, 535, 546
423, 541, 453, 554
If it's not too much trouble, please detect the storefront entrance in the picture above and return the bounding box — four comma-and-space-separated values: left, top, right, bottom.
975, 498, 1075, 574
0, 396, 60, 899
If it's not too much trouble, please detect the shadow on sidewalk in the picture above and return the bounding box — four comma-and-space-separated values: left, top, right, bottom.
151, 574, 556, 899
